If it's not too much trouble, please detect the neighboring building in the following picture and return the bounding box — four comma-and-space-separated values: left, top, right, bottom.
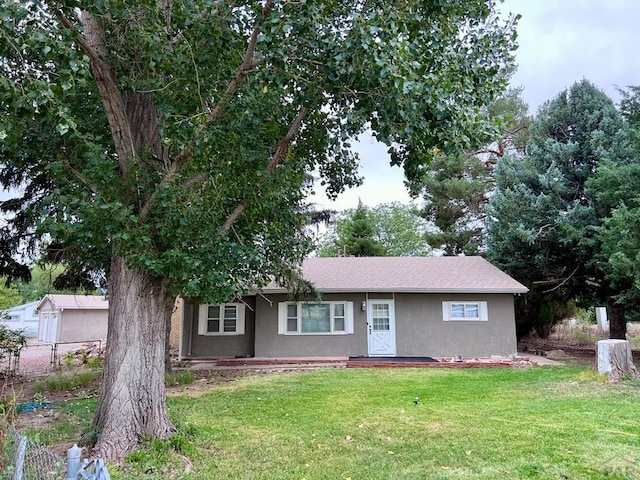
37, 294, 109, 343
1, 301, 40, 337
169, 298, 183, 350
178, 256, 528, 360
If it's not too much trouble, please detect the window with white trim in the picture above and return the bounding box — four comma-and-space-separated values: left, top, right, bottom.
198, 303, 245, 335
442, 301, 488, 321
278, 301, 354, 335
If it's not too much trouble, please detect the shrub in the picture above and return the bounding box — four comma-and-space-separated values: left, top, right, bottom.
33, 370, 101, 393
165, 370, 194, 387
0, 325, 26, 358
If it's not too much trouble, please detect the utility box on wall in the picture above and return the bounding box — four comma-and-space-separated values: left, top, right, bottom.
37, 294, 108, 343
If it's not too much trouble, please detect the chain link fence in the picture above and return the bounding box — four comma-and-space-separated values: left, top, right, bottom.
1, 341, 109, 478
12, 343, 54, 376
1, 421, 66, 479
0, 341, 103, 377
1, 422, 111, 479
0, 348, 21, 377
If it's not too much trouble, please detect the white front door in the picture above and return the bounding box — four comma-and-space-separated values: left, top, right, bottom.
367, 300, 396, 356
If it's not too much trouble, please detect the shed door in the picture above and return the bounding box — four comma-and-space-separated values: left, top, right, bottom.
39, 313, 49, 342
367, 300, 396, 356
40, 312, 58, 343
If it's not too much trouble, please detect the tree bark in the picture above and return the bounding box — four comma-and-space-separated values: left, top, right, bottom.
597, 339, 638, 382
90, 255, 175, 461
80, 12, 136, 179
606, 294, 627, 340
79, 11, 178, 459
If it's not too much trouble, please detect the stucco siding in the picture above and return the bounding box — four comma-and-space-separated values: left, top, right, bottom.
255, 293, 517, 358
181, 298, 256, 358
394, 293, 517, 357
254, 294, 368, 358
182, 291, 518, 359
57, 310, 108, 342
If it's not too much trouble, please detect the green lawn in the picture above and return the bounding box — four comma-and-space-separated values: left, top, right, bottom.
51, 366, 640, 479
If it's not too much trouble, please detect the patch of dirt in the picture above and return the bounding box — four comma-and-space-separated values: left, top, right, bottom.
165, 369, 257, 396
518, 323, 640, 363
2, 369, 255, 406
1, 367, 271, 442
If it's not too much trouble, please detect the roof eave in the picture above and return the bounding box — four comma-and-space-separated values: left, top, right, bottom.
260, 287, 529, 295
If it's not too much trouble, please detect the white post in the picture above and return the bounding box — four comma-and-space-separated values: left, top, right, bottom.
12, 435, 27, 480
595, 307, 608, 333
66, 443, 82, 479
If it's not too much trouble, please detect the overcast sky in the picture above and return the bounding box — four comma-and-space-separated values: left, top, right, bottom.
312, 0, 640, 211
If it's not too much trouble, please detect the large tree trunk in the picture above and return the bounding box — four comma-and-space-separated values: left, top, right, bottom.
606, 294, 627, 340
89, 255, 175, 461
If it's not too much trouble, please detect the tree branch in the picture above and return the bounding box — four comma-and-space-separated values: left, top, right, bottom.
537, 223, 552, 237
79, 12, 136, 178
50, 4, 101, 64
222, 105, 310, 232
173, 2, 272, 165
541, 265, 580, 293
137, 0, 274, 222
62, 162, 99, 194
181, 173, 205, 190
51, 6, 136, 178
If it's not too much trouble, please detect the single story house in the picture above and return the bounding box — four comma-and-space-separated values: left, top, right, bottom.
178, 256, 528, 360
1, 301, 40, 337
37, 294, 109, 343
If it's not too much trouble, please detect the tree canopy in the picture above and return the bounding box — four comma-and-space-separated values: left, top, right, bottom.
419, 152, 490, 255
487, 79, 637, 338
414, 88, 531, 255
586, 86, 640, 324
0, 0, 517, 460
317, 201, 430, 257
0, 281, 22, 312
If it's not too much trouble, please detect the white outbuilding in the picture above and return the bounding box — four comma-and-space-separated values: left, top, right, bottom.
1, 300, 40, 337
37, 294, 108, 343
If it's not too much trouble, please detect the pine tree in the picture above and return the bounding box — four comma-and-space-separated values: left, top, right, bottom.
338, 201, 386, 257
487, 80, 634, 338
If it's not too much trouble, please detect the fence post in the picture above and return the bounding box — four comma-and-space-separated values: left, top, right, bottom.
77, 458, 111, 479
66, 443, 82, 479
13, 348, 20, 376
51, 343, 58, 370
12, 435, 27, 480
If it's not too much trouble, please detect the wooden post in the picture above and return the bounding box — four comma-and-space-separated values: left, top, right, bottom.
597, 339, 638, 382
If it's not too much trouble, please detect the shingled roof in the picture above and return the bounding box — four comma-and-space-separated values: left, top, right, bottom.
263, 256, 528, 294
36, 294, 108, 311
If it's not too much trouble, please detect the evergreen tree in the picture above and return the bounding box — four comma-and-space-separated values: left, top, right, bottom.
420, 153, 489, 255
337, 201, 386, 257
317, 202, 430, 257
415, 89, 531, 255
586, 86, 640, 326
487, 80, 634, 338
